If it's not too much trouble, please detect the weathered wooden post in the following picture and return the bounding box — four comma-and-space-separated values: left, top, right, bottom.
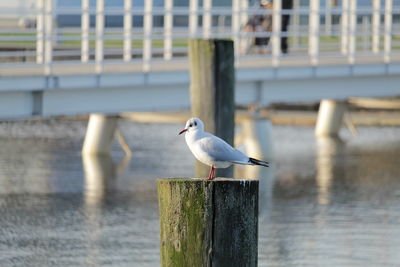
158, 178, 258, 267
188, 39, 235, 178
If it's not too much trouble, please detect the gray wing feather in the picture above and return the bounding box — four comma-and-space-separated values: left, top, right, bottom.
198, 134, 249, 163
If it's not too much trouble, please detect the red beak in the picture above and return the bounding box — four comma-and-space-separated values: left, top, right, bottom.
178, 129, 187, 135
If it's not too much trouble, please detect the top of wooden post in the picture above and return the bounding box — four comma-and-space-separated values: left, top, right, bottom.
157, 177, 258, 183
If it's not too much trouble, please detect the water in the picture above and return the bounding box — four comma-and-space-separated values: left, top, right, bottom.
1, 119, 400, 266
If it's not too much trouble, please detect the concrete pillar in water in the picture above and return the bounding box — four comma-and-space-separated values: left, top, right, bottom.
158, 178, 258, 267
315, 136, 345, 205
315, 99, 346, 137
188, 39, 235, 178
241, 116, 274, 162
82, 114, 118, 155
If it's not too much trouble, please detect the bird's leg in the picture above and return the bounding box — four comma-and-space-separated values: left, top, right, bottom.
207, 166, 215, 180
207, 166, 213, 180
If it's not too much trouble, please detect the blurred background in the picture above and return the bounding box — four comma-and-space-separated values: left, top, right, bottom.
1, 0, 400, 266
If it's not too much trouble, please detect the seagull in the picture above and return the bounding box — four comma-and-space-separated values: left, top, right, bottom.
179, 117, 269, 180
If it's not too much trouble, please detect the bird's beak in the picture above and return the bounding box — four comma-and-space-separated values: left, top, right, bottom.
178, 128, 187, 135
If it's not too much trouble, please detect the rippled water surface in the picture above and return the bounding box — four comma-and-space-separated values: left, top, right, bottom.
0, 119, 400, 266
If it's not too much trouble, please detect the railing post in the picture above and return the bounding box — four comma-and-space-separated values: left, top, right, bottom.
340, 0, 349, 55
44, 0, 53, 75
348, 0, 357, 65
271, 0, 282, 67
372, 0, 380, 53
189, 0, 198, 37
239, 0, 249, 55
232, 0, 240, 56
384, 0, 393, 64
36, 0, 45, 64
325, 0, 332, 35
309, 0, 320, 66
202, 0, 212, 38
240, 0, 249, 29
292, 0, 300, 48
95, 0, 104, 74
123, 0, 132, 62
362, 16, 369, 51
163, 0, 173, 60
143, 0, 153, 72
81, 0, 90, 62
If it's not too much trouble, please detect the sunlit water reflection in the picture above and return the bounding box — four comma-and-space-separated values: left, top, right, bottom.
0, 119, 399, 266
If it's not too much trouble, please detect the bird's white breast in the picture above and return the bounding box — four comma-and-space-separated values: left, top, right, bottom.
185, 131, 231, 168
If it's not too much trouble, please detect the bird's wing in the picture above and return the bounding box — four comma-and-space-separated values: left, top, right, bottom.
197, 134, 249, 163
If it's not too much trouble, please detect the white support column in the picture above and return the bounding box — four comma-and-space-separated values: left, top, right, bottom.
309, 0, 320, 66
189, 0, 198, 37
348, 0, 357, 64
81, 0, 90, 62
341, 0, 349, 54
44, 0, 53, 75
82, 114, 118, 155
232, 0, 240, 56
123, 0, 132, 62
384, 0, 392, 64
143, 0, 153, 72
163, 0, 173, 60
202, 0, 212, 38
241, 117, 274, 162
271, 0, 282, 67
315, 136, 344, 205
82, 153, 113, 205
36, 0, 45, 64
315, 99, 347, 137
235, 115, 274, 182
95, 0, 104, 73
372, 0, 380, 53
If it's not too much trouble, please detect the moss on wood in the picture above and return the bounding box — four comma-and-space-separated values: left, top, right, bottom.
158, 178, 258, 267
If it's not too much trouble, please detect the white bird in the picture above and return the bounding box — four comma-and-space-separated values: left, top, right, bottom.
179, 117, 269, 180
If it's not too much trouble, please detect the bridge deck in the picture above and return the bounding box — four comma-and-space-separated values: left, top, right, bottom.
1, 52, 400, 77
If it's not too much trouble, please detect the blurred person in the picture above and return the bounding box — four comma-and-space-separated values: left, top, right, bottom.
281, 0, 293, 54
244, 0, 273, 54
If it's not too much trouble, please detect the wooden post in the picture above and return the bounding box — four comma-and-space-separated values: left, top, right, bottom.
188, 39, 235, 178
158, 178, 258, 267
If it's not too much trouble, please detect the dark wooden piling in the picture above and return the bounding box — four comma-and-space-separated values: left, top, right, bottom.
158, 178, 258, 267
188, 39, 235, 178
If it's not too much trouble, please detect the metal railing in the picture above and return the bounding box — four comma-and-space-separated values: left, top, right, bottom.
0, 0, 399, 75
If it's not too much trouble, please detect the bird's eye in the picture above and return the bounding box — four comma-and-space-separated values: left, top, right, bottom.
194, 121, 197, 126
189, 123, 193, 127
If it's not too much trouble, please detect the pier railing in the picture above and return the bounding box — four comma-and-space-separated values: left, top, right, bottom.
0, 0, 399, 75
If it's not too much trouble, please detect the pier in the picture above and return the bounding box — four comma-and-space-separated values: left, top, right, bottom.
1, 1, 399, 121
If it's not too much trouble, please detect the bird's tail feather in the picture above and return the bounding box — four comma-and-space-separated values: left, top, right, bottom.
249, 157, 269, 167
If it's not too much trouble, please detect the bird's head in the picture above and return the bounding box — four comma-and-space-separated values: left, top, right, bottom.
179, 117, 204, 135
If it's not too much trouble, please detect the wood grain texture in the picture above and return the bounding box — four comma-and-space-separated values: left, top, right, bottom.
158, 178, 258, 267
